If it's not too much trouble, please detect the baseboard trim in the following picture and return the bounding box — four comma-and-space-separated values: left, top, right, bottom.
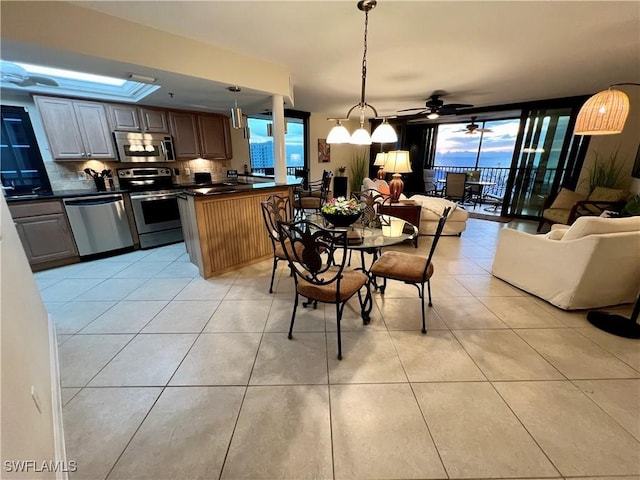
48, 315, 68, 480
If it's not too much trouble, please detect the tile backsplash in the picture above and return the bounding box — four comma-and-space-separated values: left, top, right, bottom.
45, 158, 232, 191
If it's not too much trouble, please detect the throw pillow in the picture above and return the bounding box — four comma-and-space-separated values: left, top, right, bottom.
588, 186, 626, 202
545, 229, 566, 240
549, 188, 587, 209
378, 183, 390, 196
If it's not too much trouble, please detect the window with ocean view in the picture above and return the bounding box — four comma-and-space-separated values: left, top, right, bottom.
248, 116, 306, 174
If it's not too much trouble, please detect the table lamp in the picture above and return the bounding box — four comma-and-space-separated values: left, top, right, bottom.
384, 150, 412, 203
374, 152, 387, 179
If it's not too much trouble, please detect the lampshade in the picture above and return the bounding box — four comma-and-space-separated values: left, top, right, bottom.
327, 121, 351, 144
574, 88, 630, 135
371, 119, 398, 143
383, 150, 412, 173
350, 127, 372, 145
373, 152, 387, 166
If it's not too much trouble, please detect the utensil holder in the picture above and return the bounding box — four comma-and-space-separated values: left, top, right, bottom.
94, 177, 106, 192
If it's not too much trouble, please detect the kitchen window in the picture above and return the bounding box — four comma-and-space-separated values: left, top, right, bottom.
1, 105, 52, 195
247, 110, 309, 175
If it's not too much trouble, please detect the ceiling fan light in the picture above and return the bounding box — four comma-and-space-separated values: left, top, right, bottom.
350, 127, 372, 145
371, 120, 398, 143
327, 122, 351, 144
427, 112, 440, 120
574, 88, 630, 135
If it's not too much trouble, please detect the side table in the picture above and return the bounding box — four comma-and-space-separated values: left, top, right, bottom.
379, 202, 421, 247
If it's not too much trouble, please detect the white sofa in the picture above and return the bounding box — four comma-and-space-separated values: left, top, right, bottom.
360, 179, 468, 235
492, 216, 640, 310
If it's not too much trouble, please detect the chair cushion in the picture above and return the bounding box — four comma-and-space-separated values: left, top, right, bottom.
300, 197, 322, 208
297, 267, 368, 303
274, 238, 297, 259
370, 251, 433, 283
549, 188, 587, 209
588, 186, 626, 202
542, 208, 572, 224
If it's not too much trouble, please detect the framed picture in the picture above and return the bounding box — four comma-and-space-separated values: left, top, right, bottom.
318, 138, 330, 163
632, 144, 640, 179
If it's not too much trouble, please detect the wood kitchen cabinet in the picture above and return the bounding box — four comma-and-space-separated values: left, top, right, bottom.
169, 111, 232, 160
34, 95, 116, 161
9, 200, 79, 270
108, 104, 169, 133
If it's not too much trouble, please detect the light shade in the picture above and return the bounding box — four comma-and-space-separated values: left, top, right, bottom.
574, 88, 630, 135
371, 119, 398, 143
383, 150, 412, 173
373, 152, 387, 166
231, 107, 244, 129
350, 127, 372, 145
326, 121, 351, 144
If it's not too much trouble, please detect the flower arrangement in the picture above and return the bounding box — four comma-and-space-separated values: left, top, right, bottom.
321, 196, 362, 215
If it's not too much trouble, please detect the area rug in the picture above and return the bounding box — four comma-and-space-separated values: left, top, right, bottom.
467, 212, 513, 223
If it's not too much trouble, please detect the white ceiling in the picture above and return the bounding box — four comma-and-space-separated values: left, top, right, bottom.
3, 1, 640, 120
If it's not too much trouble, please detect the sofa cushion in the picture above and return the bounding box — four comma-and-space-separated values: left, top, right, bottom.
410, 195, 457, 216
545, 229, 567, 240
561, 215, 640, 241
549, 188, 587, 209
541, 208, 572, 225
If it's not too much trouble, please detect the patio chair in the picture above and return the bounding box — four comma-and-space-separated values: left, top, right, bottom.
260, 194, 295, 293
465, 170, 483, 206
277, 219, 370, 360
423, 169, 441, 196
444, 172, 467, 202
370, 207, 450, 333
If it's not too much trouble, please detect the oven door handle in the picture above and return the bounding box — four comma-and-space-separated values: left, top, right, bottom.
130, 194, 178, 201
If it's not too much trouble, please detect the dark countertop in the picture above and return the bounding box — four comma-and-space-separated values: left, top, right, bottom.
180, 179, 300, 197
4, 189, 129, 203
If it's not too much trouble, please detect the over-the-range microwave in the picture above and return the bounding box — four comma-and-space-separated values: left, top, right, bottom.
114, 131, 175, 162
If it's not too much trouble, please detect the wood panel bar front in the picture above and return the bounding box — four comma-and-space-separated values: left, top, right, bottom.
178, 185, 293, 279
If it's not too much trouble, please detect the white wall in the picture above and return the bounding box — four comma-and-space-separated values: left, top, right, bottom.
0, 195, 62, 479
578, 85, 640, 195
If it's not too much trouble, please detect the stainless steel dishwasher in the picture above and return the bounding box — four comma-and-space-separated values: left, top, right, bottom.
63, 194, 134, 256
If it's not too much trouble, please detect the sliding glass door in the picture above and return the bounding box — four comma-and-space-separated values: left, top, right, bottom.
503, 107, 584, 218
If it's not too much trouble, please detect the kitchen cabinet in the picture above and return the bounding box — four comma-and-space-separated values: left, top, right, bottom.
169, 111, 232, 160
34, 96, 116, 160
108, 104, 169, 133
9, 200, 79, 270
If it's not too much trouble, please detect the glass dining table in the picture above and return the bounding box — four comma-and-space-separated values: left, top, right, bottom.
307, 213, 418, 318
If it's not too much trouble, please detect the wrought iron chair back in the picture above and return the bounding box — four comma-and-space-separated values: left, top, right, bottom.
260, 194, 294, 293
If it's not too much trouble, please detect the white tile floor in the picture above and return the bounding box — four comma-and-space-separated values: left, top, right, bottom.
38, 218, 640, 480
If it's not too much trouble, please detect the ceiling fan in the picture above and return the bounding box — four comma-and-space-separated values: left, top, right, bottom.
459, 116, 493, 135
398, 93, 473, 119
0, 61, 59, 87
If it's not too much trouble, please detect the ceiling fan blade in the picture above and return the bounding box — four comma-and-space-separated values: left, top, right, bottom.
397, 107, 427, 113
477, 128, 493, 133
30, 75, 59, 87
444, 103, 473, 109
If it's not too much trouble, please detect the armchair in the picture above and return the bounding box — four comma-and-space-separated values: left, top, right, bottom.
537, 187, 627, 232
493, 216, 640, 310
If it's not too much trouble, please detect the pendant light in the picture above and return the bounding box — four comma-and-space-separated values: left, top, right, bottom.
574, 83, 638, 135
326, 0, 398, 145
228, 86, 244, 129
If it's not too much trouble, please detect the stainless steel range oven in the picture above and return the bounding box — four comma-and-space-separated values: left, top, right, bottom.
118, 167, 184, 248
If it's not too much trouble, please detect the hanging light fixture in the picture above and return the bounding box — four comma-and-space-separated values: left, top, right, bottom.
228, 86, 244, 129
326, 0, 398, 145
574, 83, 637, 135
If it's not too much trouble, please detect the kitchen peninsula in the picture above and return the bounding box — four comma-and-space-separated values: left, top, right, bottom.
177, 180, 298, 279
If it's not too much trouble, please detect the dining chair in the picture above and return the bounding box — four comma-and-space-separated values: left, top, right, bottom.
295, 170, 333, 217
370, 207, 451, 333
260, 194, 295, 294
444, 172, 468, 202
277, 219, 370, 360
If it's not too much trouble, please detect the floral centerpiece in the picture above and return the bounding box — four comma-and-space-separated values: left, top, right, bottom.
321, 196, 362, 227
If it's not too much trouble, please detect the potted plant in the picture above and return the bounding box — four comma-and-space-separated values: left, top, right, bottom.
583, 149, 626, 193
337, 166, 346, 176
321, 196, 363, 227
349, 147, 369, 194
